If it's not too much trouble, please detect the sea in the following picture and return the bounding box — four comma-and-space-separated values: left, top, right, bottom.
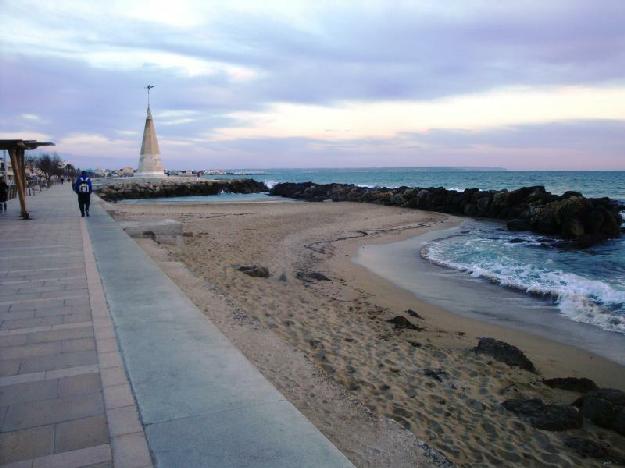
203, 168, 625, 359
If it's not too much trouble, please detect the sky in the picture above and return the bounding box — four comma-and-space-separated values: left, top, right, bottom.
1, 0, 624, 170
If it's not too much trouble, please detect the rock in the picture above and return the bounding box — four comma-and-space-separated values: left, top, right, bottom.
575, 388, 625, 435
474, 337, 536, 373
543, 377, 598, 393
423, 368, 447, 382
502, 398, 582, 431
296, 271, 331, 282
237, 265, 269, 278
405, 309, 425, 320
386, 316, 423, 331
507, 218, 532, 231
613, 407, 625, 436
564, 437, 610, 459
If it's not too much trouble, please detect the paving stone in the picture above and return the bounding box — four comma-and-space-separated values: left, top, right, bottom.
103, 384, 135, 409
0, 334, 27, 347
26, 327, 93, 345
0, 311, 35, 321
0, 342, 62, 361
98, 352, 122, 369
34, 307, 82, 318
0, 379, 58, 406
106, 406, 142, 437
95, 338, 117, 353
99, 367, 127, 388
0, 372, 45, 387
0, 360, 20, 377
2, 392, 104, 431
1, 316, 64, 331
59, 373, 102, 397
45, 364, 98, 380
32, 443, 111, 468
8, 300, 63, 313
19, 350, 97, 374
61, 337, 96, 353
63, 313, 92, 324
0, 425, 54, 464
112, 432, 152, 468
54, 415, 109, 453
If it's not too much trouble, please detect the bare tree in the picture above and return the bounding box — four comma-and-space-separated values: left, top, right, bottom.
34, 153, 63, 181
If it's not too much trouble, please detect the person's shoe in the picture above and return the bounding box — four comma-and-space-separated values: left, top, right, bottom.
81, 213, 85, 217
86, 211, 90, 217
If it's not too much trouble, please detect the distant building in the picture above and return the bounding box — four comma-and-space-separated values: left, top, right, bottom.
118, 166, 135, 177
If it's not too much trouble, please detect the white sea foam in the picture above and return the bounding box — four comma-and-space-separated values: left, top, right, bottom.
422, 238, 625, 334
264, 180, 278, 189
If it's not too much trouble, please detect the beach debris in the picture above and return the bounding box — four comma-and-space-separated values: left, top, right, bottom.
502, 398, 582, 431
385, 315, 424, 331
574, 388, 625, 436
236, 265, 269, 277
278, 273, 287, 282
405, 309, 425, 320
296, 271, 331, 282
543, 377, 598, 393
474, 337, 536, 373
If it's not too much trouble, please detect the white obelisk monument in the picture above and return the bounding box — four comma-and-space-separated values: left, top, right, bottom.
136, 85, 166, 177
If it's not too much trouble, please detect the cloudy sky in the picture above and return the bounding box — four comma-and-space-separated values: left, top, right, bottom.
1, 0, 624, 170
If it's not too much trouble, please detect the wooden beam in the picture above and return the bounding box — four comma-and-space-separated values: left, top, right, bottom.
8, 148, 28, 219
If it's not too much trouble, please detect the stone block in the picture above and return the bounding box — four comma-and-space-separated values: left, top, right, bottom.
54, 415, 109, 453
0, 425, 54, 464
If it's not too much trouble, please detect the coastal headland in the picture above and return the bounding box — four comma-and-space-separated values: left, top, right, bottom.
106, 195, 625, 467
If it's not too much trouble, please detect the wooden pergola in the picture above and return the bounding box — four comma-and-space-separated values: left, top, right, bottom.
0, 139, 55, 219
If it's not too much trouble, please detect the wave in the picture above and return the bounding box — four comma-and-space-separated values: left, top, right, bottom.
422, 235, 625, 334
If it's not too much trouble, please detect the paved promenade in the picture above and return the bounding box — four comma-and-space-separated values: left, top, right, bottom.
1, 186, 353, 468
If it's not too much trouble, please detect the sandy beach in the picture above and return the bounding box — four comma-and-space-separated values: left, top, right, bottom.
108, 199, 625, 467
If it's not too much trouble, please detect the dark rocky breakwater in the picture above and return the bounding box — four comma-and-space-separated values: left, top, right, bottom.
97, 179, 268, 202
270, 182, 622, 246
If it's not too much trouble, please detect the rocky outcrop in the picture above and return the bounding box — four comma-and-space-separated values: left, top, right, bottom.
543, 377, 598, 393
574, 388, 625, 436
270, 182, 622, 246
97, 179, 268, 202
502, 398, 583, 431
386, 315, 424, 331
474, 337, 536, 373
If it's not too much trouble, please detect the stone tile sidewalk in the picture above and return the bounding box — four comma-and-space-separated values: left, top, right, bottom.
0, 186, 151, 468
2, 185, 354, 468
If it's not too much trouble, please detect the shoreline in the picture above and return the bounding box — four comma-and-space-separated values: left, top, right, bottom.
351, 220, 625, 370
106, 199, 625, 466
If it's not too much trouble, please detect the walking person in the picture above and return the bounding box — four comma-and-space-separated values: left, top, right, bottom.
0, 178, 8, 212
73, 171, 92, 217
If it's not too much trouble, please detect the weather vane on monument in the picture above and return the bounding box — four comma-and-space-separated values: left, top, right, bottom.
145, 84, 155, 110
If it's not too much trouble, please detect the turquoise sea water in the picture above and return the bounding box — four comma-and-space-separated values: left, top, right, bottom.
209, 169, 625, 337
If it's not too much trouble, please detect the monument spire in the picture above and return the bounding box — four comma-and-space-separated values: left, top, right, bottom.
136, 84, 165, 177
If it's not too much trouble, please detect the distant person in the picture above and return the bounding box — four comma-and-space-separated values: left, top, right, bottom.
73, 171, 92, 217
0, 179, 7, 212
60, 177, 64, 185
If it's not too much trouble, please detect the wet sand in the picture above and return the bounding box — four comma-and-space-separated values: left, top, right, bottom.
107, 199, 625, 467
